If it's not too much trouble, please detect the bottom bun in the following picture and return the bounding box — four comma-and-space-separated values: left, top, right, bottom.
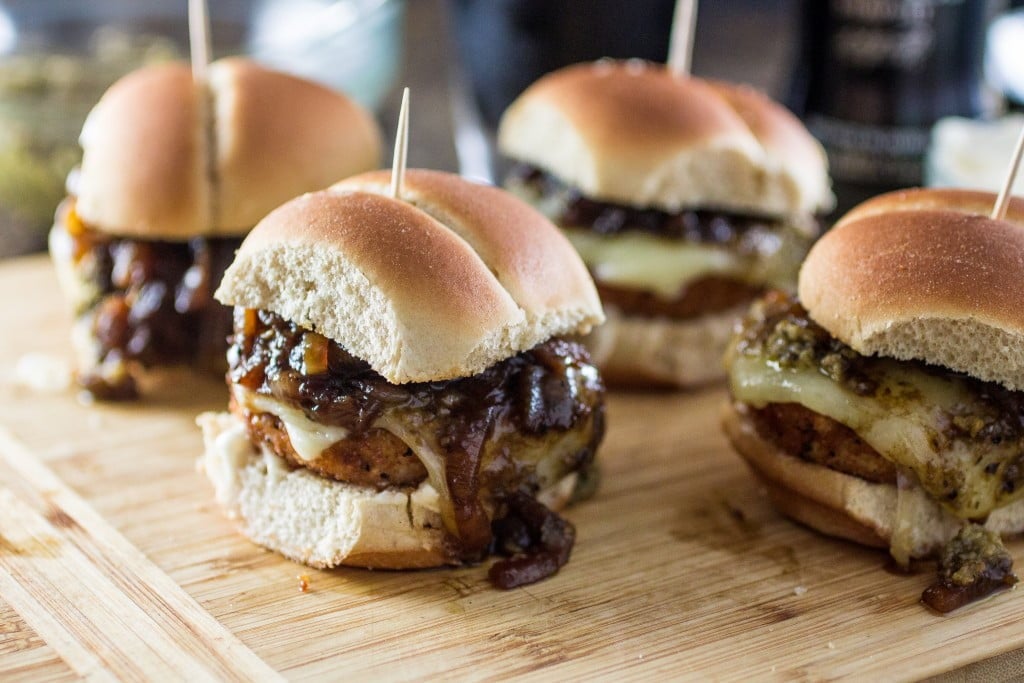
198, 412, 578, 570
585, 305, 744, 389
722, 402, 1024, 559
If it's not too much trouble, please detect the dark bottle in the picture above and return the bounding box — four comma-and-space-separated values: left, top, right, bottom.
795, 0, 1005, 218
449, 0, 675, 130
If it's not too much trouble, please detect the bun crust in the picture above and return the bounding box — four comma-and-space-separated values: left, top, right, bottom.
835, 187, 1024, 227
586, 305, 742, 388
498, 61, 831, 217
198, 411, 579, 570
799, 188, 1024, 390
210, 58, 382, 233
76, 63, 211, 239
215, 170, 604, 384
75, 60, 380, 239
722, 402, 1024, 558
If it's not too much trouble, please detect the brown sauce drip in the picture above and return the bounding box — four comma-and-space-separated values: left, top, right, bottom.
229, 308, 605, 563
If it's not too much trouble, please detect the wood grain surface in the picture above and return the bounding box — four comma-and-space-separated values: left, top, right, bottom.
1, 255, 1023, 681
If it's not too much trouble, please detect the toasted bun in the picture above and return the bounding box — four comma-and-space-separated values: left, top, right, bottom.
216, 169, 604, 383
498, 61, 832, 217
586, 305, 742, 388
198, 411, 579, 569
799, 188, 1024, 391
75, 60, 380, 239
722, 402, 1024, 558
210, 58, 382, 232
76, 63, 211, 239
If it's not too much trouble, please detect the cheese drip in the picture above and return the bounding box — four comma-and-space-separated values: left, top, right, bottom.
374, 414, 457, 538
728, 354, 1024, 521
233, 387, 349, 462
232, 387, 459, 539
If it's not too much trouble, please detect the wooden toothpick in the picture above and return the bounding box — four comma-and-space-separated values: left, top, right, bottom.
189, 0, 211, 83
391, 87, 410, 200
992, 122, 1024, 222
667, 0, 699, 78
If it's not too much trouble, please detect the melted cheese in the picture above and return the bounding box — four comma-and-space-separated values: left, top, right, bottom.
232, 387, 458, 536
728, 353, 1022, 521
374, 413, 456, 534
563, 226, 811, 299
506, 179, 811, 297
197, 412, 252, 515
564, 229, 742, 298
233, 387, 349, 462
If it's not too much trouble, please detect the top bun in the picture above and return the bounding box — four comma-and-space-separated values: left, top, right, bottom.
75, 60, 381, 240
799, 188, 1024, 390
498, 60, 832, 218
76, 63, 211, 240
215, 169, 604, 383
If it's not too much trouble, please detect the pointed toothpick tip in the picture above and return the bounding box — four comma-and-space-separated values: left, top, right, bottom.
667, 0, 699, 78
391, 87, 411, 200
189, 0, 211, 84
992, 122, 1024, 222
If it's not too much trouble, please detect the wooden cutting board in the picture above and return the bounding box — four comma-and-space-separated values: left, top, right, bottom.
1, 254, 1023, 681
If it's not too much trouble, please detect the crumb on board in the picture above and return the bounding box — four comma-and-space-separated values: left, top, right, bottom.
13, 353, 71, 393
793, 585, 807, 596
298, 574, 311, 593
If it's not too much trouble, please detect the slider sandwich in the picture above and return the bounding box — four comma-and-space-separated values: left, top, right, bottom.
498, 60, 832, 387
199, 169, 606, 587
49, 59, 381, 399
724, 188, 1024, 611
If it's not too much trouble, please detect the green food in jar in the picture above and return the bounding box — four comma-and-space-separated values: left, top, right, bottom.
0, 27, 179, 255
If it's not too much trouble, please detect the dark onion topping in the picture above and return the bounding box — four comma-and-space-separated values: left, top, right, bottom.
508, 163, 821, 248
488, 492, 576, 589
60, 199, 239, 399
228, 308, 605, 568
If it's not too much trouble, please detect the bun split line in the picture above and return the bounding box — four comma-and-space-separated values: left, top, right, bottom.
199, 93, 607, 587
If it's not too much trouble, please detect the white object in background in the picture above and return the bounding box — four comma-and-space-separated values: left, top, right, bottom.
13, 353, 71, 394
992, 123, 1024, 221
986, 10, 1024, 105
0, 7, 15, 55
926, 115, 1024, 195
248, 0, 404, 111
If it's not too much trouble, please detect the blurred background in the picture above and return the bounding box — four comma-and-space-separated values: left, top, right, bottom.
0, 0, 1022, 257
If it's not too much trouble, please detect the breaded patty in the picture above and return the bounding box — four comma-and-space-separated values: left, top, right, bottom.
748, 402, 897, 484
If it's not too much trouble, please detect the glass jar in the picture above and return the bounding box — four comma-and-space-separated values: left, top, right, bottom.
0, 0, 404, 257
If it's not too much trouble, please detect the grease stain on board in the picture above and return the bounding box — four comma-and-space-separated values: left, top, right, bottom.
0, 531, 61, 558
